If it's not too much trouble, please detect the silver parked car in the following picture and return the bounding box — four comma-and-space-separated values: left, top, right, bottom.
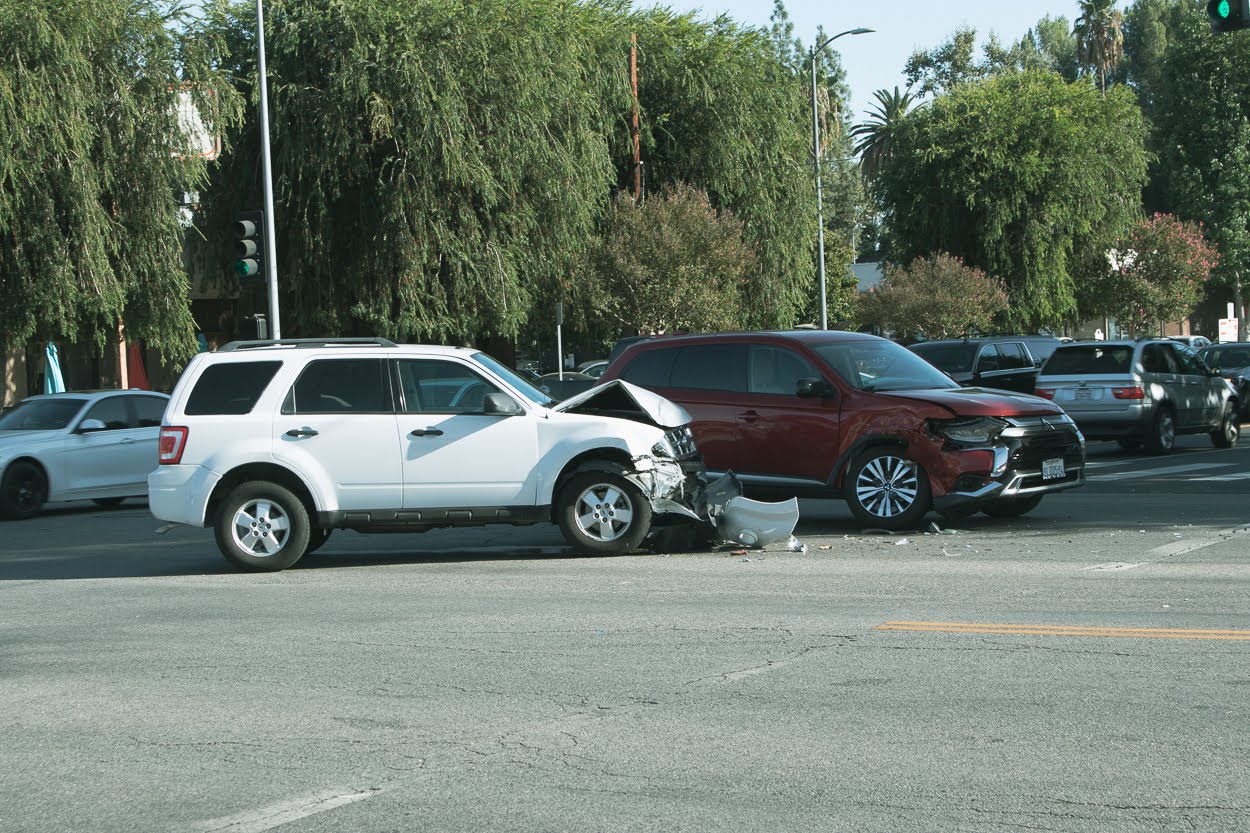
0, 390, 170, 519
1034, 340, 1239, 453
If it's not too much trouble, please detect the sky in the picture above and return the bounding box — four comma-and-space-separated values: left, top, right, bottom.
644, 0, 1087, 121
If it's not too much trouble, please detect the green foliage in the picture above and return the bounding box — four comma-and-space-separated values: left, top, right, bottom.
1075, 0, 1126, 93
585, 184, 752, 335
1078, 213, 1218, 334
851, 87, 918, 183
876, 70, 1149, 332
0, 0, 241, 361
1155, 5, 1250, 284
191, 0, 838, 344
1016, 16, 1080, 81
856, 253, 1008, 339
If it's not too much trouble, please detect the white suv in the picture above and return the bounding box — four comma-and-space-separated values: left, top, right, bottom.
149, 338, 711, 571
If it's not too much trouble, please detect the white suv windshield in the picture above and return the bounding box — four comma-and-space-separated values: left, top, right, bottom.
473, 352, 556, 406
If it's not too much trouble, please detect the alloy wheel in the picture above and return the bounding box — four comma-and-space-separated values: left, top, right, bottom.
572, 482, 635, 543
855, 455, 919, 518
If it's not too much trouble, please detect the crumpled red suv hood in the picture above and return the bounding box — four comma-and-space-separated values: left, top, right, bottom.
879, 387, 1065, 417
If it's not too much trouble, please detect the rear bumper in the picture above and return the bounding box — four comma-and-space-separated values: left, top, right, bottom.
1065, 406, 1152, 440
148, 464, 219, 527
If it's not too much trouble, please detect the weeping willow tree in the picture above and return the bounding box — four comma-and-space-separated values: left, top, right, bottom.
0, 0, 242, 362
624, 11, 824, 330
194, 0, 827, 343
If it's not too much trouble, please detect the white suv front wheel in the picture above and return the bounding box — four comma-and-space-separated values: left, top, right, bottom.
214, 481, 311, 572
556, 468, 652, 556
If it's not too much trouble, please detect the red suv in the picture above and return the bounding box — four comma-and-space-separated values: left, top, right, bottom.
600, 330, 1085, 530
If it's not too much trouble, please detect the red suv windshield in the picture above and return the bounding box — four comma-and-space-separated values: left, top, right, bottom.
810, 340, 959, 392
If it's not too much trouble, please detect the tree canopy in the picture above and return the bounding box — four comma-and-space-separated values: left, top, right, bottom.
585, 183, 753, 335
190, 0, 846, 346
857, 253, 1008, 340
0, 0, 241, 361
875, 69, 1148, 332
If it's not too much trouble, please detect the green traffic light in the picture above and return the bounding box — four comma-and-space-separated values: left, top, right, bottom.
1219, 0, 1231, 17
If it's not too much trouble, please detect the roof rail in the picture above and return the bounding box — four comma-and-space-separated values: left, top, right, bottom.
218, 337, 398, 352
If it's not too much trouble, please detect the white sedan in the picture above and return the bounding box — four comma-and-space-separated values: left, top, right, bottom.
0, 390, 170, 520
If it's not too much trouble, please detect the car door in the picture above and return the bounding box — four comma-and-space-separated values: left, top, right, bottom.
394, 358, 539, 508
1173, 344, 1223, 427
734, 344, 841, 486
973, 343, 1034, 392
654, 344, 748, 478
61, 394, 148, 495
273, 357, 404, 510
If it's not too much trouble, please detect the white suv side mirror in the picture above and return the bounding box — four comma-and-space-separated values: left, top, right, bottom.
482, 392, 523, 416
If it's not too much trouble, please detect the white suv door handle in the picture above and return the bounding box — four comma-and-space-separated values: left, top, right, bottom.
409, 428, 444, 437
285, 428, 319, 438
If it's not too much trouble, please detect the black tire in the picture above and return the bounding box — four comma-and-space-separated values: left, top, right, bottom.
0, 461, 48, 520
981, 494, 1044, 518
843, 448, 932, 531
556, 468, 652, 555
214, 481, 310, 572
1144, 405, 1175, 455
91, 497, 126, 508
1211, 403, 1240, 449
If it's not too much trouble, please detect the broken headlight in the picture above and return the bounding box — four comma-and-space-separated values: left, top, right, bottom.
931, 416, 1007, 446
652, 426, 698, 460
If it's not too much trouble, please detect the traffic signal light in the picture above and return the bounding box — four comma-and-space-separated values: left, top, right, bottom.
1209, 0, 1250, 33
233, 210, 265, 287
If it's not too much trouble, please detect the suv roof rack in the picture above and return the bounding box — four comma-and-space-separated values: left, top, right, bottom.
218, 337, 398, 352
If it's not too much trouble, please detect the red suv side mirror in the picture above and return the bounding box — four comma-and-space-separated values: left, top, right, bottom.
795, 378, 836, 398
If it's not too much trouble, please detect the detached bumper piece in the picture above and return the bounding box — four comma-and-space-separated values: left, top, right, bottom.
700, 472, 800, 548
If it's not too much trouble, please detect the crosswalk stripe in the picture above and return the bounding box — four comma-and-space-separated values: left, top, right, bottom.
1095, 463, 1234, 481
1190, 470, 1250, 482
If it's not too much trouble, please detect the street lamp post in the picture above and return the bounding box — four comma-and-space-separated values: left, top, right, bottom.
811, 27, 873, 330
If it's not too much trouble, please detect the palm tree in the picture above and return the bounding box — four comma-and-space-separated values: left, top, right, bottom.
1074, 0, 1125, 93
850, 87, 917, 183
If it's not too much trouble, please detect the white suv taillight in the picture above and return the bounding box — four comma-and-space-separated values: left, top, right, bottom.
158, 426, 189, 464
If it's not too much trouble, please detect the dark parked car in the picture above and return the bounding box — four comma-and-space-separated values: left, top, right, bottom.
908, 336, 1061, 394
600, 330, 1085, 530
1198, 342, 1250, 419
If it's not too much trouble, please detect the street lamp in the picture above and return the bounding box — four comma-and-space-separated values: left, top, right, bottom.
811, 27, 873, 330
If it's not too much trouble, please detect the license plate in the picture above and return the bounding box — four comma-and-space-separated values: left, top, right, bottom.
1042, 458, 1065, 480
1074, 388, 1094, 400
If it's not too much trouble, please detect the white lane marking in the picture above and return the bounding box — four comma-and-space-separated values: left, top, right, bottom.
192, 788, 382, 833
1081, 527, 1246, 573
1095, 463, 1233, 481
1190, 471, 1250, 482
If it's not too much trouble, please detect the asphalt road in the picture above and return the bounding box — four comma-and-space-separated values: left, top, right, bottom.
2, 436, 1248, 833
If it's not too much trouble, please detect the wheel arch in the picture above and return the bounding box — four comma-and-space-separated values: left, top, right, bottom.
828, 435, 909, 490
547, 448, 634, 522
207, 463, 317, 526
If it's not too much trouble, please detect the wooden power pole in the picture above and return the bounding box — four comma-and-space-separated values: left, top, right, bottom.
631, 33, 641, 201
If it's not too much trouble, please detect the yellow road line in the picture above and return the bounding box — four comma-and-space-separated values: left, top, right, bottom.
876, 621, 1250, 641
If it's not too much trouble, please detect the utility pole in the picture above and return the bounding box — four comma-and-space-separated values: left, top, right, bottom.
631, 33, 642, 201
255, 0, 281, 338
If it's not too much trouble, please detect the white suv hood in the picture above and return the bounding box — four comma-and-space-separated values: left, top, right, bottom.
551, 380, 691, 428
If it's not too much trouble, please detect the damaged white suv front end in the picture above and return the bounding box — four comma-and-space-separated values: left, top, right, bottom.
551, 381, 799, 553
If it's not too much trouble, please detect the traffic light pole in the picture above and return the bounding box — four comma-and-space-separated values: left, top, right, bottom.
255, 0, 281, 339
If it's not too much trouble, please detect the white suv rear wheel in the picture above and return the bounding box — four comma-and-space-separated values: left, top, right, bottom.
214, 481, 311, 572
